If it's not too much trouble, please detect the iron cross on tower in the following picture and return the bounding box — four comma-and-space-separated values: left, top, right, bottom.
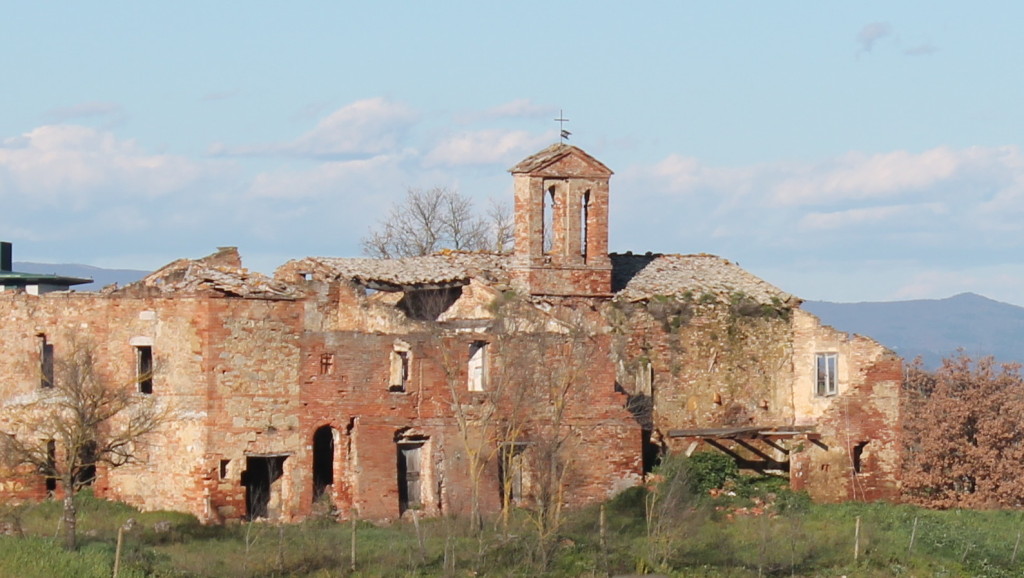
555, 110, 571, 142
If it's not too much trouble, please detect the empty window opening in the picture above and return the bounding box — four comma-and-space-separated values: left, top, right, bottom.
815, 353, 838, 397
390, 349, 410, 392
136, 345, 153, 394
543, 186, 556, 254
852, 441, 868, 473
319, 353, 335, 375
499, 442, 528, 507
312, 426, 335, 502
468, 341, 488, 392
40, 335, 53, 389
580, 190, 590, 260
397, 441, 424, 514
242, 455, 287, 520
219, 459, 230, 480
45, 439, 57, 494
75, 441, 97, 488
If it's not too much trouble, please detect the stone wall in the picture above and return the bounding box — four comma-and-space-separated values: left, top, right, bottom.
606, 297, 902, 502
788, 309, 902, 502
608, 296, 796, 434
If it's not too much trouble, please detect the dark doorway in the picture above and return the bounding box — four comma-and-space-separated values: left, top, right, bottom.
397, 442, 424, 514
312, 426, 334, 502
852, 441, 868, 473
243, 455, 287, 519
641, 430, 662, 474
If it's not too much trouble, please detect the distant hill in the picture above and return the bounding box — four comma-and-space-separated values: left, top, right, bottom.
13, 262, 149, 292
803, 293, 1024, 369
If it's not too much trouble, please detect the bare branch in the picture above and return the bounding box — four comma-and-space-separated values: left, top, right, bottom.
0, 335, 167, 549
361, 187, 510, 258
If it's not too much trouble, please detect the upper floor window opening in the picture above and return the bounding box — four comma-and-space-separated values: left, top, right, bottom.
468, 341, 488, 392
136, 345, 153, 394
815, 352, 838, 397
39, 334, 54, 389
390, 347, 410, 393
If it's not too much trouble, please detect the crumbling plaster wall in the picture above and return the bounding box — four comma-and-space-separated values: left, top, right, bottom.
0, 292, 212, 514
788, 309, 902, 502
605, 298, 902, 502
607, 296, 796, 435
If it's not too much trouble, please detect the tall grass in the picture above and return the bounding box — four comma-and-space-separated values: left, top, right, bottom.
3, 486, 1024, 576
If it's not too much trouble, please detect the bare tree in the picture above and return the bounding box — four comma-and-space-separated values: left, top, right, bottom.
362, 187, 512, 258
0, 337, 166, 550
486, 198, 515, 254
426, 293, 597, 573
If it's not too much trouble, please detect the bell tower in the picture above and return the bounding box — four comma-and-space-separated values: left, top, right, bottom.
508, 143, 612, 296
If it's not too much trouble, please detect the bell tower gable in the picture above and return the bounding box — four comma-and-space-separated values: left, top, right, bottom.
508, 144, 613, 297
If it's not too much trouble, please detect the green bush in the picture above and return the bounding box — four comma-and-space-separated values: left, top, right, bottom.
686, 452, 739, 494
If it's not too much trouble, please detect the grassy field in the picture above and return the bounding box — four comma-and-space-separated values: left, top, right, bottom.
3, 477, 1024, 576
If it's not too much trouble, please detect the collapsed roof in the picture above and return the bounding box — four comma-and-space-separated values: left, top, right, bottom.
119, 247, 297, 299
276, 251, 797, 306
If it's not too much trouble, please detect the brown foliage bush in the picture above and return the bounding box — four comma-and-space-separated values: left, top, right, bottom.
902, 353, 1024, 508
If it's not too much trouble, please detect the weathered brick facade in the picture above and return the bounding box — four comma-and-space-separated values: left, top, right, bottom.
0, 144, 901, 522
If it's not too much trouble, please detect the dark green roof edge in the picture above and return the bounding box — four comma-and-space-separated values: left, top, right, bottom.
0, 271, 92, 285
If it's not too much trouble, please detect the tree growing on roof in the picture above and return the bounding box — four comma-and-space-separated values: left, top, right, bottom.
0, 336, 166, 550
361, 187, 513, 258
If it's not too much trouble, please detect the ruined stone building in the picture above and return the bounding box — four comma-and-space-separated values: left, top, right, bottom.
0, 144, 902, 522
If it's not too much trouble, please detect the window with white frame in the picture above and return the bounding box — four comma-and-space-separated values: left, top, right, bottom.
815, 353, 838, 397
467, 341, 488, 392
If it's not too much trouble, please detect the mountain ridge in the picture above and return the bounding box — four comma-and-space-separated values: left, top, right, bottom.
803, 292, 1024, 369
12, 262, 150, 292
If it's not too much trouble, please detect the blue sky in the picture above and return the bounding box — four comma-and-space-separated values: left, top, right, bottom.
5, 2, 1024, 305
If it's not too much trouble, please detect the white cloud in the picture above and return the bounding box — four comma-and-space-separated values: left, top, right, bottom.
612, 144, 1024, 286
211, 98, 418, 159
246, 154, 404, 200
290, 98, 417, 157
798, 203, 944, 231
649, 154, 757, 196
424, 129, 553, 167
772, 148, 961, 206
638, 146, 1024, 209
0, 125, 209, 207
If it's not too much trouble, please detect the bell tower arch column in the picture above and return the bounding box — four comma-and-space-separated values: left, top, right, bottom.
508, 144, 613, 296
